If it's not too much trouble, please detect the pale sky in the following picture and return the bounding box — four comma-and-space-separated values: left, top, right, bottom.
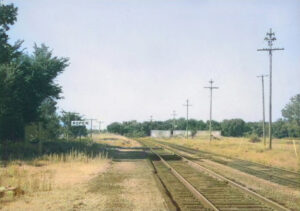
6, 0, 300, 128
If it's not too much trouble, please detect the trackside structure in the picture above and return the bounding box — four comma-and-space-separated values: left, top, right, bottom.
150, 130, 221, 138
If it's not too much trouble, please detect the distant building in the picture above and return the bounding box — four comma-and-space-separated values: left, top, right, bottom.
173, 130, 191, 137
150, 130, 221, 138
150, 130, 171, 138
196, 130, 221, 137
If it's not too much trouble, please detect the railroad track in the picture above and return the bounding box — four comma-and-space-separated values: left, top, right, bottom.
140, 140, 290, 211
156, 140, 300, 189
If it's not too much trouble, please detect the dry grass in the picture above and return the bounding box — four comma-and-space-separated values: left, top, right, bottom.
0, 150, 108, 208
157, 136, 300, 172
0, 135, 167, 210
93, 133, 142, 148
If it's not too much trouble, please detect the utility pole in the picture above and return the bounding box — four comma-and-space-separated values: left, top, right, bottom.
258, 28, 284, 150
86, 119, 97, 138
98, 120, 103, 133
149, 115, 153, 136
172, 110, 177, 132
257, 74, 268, 146
204, 80, 219, 142
183, 99, 192, 139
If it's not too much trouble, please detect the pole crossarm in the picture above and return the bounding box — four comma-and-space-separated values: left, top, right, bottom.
257, 48, 284, 51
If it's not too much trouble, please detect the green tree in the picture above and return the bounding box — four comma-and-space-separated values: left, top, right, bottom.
0, 3, 69, 142
0, 3, 22, 63
60, 111, 88, 139
0, 45, 68, 141
282, 94, 300, 137
273, 119, 289, 138
221, 119, 246, 137
38, 98, 61, 140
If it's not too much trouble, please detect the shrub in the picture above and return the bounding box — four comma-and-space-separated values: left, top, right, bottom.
248, 134, 261, 143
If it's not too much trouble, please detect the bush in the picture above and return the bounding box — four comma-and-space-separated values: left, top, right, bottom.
248, 134, 261, 143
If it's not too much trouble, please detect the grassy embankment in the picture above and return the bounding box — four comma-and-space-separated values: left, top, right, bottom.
154, 136, 300, 172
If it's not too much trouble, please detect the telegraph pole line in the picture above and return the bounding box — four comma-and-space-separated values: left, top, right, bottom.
86, 118, 97, 138
204, 80, 219, 142
98, 120, 103, 133
258, 28, 284, 150
183, 99, 192, 139
149, 115, 153, 136
172, 110, 177, 132
257, 74, 268, 146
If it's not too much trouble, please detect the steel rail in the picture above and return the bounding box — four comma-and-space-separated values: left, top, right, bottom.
157, 141, 300, 188
161, 141, 300, 175
156, 142, 291, 211
147, 145, 219, 210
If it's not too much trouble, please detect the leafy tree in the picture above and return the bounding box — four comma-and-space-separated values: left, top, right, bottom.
60, 111, 87, 139
208, 120, 222, 131
0, 3, 22, 63
282, 94, 300, 137
221, 119, 246, 137
38, 98, 61, 140
0, 45, 68, 141
272, 119, 289, 138
0, 3, 69, 142
244, 122, 262, 137
107, 122, 124, 134
282, 94, 300, 125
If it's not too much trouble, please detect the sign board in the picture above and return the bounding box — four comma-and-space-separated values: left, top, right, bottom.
71, 120, 89, 126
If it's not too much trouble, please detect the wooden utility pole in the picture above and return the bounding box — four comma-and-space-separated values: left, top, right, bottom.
183, 99, 192, 139
86, 119, 97, 138
98, 120, 103, 133
172, 110, 177, 132
204, 80, 219, 142
257, 74, 268, 146
258, 28, 284, 150
149, 115, 153, 136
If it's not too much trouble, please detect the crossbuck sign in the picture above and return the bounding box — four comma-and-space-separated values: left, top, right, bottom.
71, 120, 89, 126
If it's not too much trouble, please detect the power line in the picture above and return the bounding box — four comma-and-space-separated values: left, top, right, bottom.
204, 80, 219, 142
183, 99, 192, 139
257, 74, 268, 146
257, 28, 284, 150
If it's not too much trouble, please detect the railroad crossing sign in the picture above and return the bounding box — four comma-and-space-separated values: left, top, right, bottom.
71, 120, 89, 126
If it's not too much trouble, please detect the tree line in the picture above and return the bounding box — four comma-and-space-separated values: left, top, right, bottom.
107, 94, 300, 138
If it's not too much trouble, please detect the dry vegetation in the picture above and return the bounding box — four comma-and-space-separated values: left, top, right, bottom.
0, 150, 109, 209
158, 136, 300, 172
93, 133, 141, 147
0, 134, 167, 210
